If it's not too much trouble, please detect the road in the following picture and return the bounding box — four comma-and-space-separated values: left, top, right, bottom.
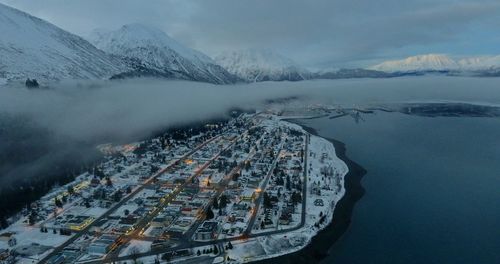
80, 132, 311, 264
39, 135, 221, 264
103, 134, 243, 261
244, 139, 284, 235
100, 122, 263, 262
181, 129, 267, 244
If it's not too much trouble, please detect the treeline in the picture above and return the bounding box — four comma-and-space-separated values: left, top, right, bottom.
0, 146, 103, 229
0, 111, 248, 229
0, 113, 103, 228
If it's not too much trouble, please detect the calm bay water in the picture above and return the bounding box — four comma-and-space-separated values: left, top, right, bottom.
299, 112, 500, 264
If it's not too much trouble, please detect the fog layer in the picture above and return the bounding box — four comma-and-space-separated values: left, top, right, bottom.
2, 77, 500, 143
0, 77, 499, 215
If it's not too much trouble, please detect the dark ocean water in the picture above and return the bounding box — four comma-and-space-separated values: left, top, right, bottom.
299, 112, 500, 264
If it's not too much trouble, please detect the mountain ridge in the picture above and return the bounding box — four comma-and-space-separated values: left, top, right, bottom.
215, 49, 311, 82
371, 54, 500, 73
0, 2, 127, 82
88, 24, 240, 84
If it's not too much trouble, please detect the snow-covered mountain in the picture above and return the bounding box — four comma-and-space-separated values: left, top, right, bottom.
370, 54, 459, 73
88, 24, 239, 84
456, 56, 500, 71
215, 49, 310, 82
0, 3, 126, 82
370, 54, 500, 74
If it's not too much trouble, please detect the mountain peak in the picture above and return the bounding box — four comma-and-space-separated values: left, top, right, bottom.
217, 49, 297, 69
370, 54, 500, 73
88, 24, 238, 84
90, 23, 212, 64
0, 3, 126, 81
215, 49, 309, 82
370, 54, 458, 72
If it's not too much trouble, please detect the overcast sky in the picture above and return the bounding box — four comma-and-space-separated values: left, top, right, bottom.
2, 0, 500, 68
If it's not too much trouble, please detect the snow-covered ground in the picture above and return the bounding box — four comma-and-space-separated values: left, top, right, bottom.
227, 116, 349, 263
1, 114, 348, 264
119, 239, 153, 257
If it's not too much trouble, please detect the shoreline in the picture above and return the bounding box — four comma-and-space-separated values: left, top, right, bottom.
253, 121, 366, 264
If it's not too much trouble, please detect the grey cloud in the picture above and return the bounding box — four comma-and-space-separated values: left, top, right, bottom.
1, 0, 500, 67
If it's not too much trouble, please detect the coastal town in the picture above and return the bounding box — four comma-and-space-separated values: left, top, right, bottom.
0, 113, 348, 264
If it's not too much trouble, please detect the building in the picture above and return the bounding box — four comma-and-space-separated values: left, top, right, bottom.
0, 249, 8, 258
66, 216, 94, 231
88, 235, 118, 255
232, 203, 249, 217
0, 233, 14, 242
279, 213, 291, 225
239, 189, 256, 202
194, 221, 219, 241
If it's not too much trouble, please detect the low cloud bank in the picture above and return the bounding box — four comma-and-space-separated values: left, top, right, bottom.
0, 79, 304, 142
1, 76, 500, 186
0, 78, 310, 193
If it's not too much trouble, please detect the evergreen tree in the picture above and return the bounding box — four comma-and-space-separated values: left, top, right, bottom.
106, 177, 113, 187
55, 197, 63, 208
206, 207, 214, 220
213, 197, 219, 209
113, 191, 122, 202
94, 167, 105, 178
25, 78, 39, 88
232, 172, 240, 181
263, 192, 272, 208
219, 194, 228, 208
213, 245, 219, 255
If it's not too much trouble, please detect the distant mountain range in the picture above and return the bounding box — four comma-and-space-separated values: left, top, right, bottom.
370, 54, 500, 76
1, 3, 499, 85
0, 3, 237, 84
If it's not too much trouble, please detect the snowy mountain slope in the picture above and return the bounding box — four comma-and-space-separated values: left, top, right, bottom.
88, 24, 239, 84
370, 54, 500, 73
215, 49, 311, 82
457, 55, 500, 71
0, 3, 127, 82
370, 54, 459, 72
